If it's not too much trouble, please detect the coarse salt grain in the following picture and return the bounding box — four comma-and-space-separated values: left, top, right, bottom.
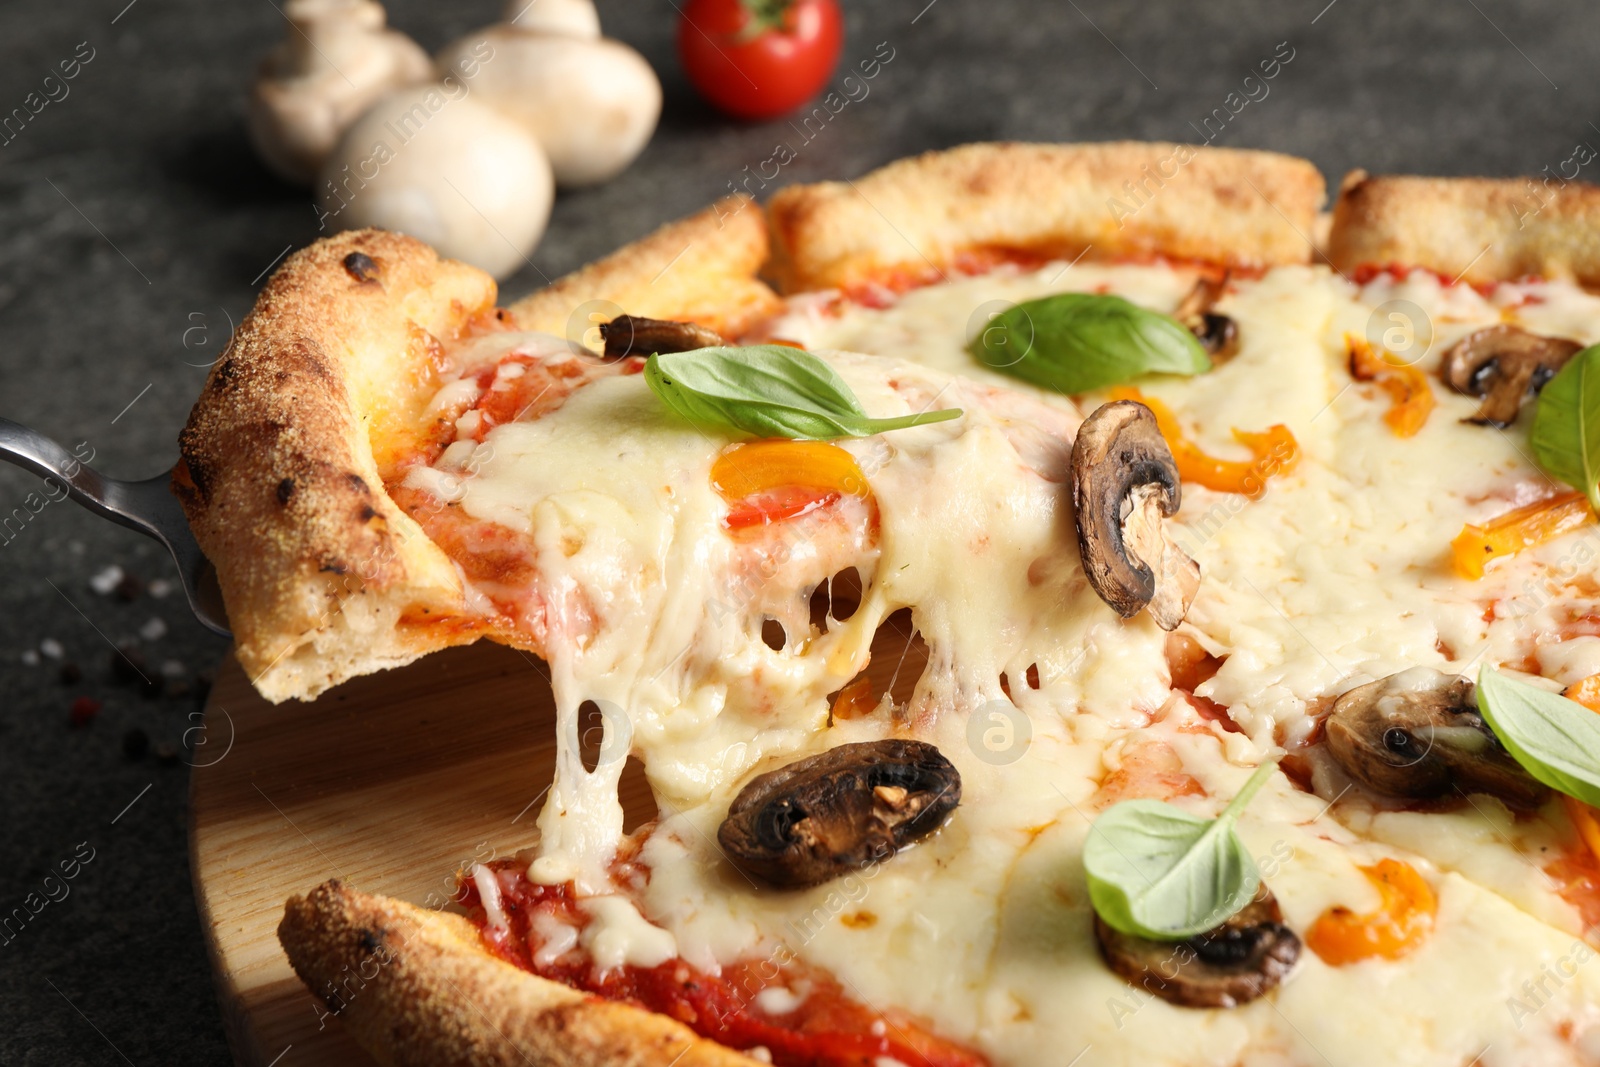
139, 617, 168, 641
39, 638, 63, 659
89, 565, 124, 595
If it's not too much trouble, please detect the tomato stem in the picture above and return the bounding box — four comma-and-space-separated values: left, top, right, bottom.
740, 0, 793, 34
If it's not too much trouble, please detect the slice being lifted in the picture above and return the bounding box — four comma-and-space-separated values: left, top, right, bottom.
175, 143, 1600, 1066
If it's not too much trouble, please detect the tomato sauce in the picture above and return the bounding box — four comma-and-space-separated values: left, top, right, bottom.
457, 862, 988, 1067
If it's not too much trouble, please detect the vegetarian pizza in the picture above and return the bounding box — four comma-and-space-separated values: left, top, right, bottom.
177, 142, 1600, 1067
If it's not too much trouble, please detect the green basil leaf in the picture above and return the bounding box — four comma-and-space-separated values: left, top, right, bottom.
644, 346, 962, 440
1531, 344, 1600, 513
1476, 667, 1600, 807
968, 293, 1211, 394
1083, 757, 1278, 940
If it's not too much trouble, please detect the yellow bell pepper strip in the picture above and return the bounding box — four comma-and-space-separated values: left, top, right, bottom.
710, 440, 871, 529
1111, 387, 1299, 500
1347, 336, 1436, 438
1306, 858, 1437, 965
1449, 491, 1593, 580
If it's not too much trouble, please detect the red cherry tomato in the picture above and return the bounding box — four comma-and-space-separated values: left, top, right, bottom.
677, 0, 844, 120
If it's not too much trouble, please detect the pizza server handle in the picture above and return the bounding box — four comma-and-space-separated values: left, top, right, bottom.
0, 416, 231, 637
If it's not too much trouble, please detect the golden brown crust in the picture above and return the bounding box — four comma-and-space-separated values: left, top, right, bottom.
764, 141, 1327, 293
1327, 170, 1600, 286
279, 880, 759, 1067
176, 229, 496, 703
508, 195, 780, 340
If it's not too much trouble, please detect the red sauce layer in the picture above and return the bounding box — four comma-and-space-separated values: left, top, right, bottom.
457, 861, 988, 1067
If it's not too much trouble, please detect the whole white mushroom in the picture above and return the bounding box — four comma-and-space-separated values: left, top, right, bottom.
316, 85, 553, 280
436, 0, 662, 189
247, 0, 432, 185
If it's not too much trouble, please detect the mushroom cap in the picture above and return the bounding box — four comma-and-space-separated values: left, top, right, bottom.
317, 87, 553, 280
1439, 324, 1581, 427
1324, 667, 1548, 809
717, 739, 961, 889
1071, 400, 1198, 629
246, 0, 432, 185
435, 31, 662, 189
600, 315, 724, 359
1094, 886, 1301, 1009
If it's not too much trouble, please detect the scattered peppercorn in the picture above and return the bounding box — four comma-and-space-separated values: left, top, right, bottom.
58, 661, 82, 685
69, 696, 101, 728
109, 645, 146, 684
122, 728, 149, 759
113, 573, 143, 601
154, 740, 180, 766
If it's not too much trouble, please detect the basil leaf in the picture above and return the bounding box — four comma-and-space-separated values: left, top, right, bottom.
1531, 344, 1600, 513
968, 293, 1211, 394
1083, 757, 1278, 940
645, 346, 962, 440
1476, 667, 1600, 807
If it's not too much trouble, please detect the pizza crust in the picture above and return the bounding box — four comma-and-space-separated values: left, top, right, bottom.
279, 879, 759, 1067
764, 141, 1327, 292
1327, 170, 1600, 285
175, 229, 495, 704
509, 195, 780, 340
179, 204, 779, 704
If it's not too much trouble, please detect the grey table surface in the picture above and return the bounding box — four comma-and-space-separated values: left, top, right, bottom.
1, 0, 1597, 1063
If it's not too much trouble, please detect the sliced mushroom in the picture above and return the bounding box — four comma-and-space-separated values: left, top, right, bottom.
1174, 274, 1238, 360
600, 315, 723, 358
1094, 886, 1300, 1009
1439, 325, 1581, 427
1072, 401, 1200, 630
1324, 667, 1548, 809
717, 739, 961, 889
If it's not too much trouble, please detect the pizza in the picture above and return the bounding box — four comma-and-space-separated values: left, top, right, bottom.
176, 141, 1600, 1067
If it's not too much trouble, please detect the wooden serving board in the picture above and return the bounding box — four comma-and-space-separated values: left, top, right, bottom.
191, 621, 924, 1066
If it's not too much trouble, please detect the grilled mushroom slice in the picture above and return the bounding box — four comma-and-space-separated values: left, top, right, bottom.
1072, 400, 1200, 630
1439, 325, 1581, 427
1094, 887, 1300, 1009
1174, 275, 1238, 359
1324, 668, 1547, 808
717, 739, 961, 888
600, 314, 723, 358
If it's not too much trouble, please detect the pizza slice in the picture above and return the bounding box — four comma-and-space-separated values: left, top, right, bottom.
177, 143, 1600, 1067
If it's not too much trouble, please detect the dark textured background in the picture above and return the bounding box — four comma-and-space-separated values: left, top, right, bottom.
0, 0, 1596, 1062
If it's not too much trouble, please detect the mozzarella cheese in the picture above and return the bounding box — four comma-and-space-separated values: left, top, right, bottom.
405, 262, 1600, 1066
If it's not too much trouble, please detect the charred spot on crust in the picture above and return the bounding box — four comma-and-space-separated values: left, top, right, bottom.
347, 473, 370, 494
355, 927, 383, 954
359, 505, 379, 523
276, 478, 295, 505
343, 251, 380, 284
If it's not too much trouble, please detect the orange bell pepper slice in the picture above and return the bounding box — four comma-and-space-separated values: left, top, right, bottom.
1306, 857, 1437, 965
1557, 676, 1600, 867
710, 440, 871, 529
1347, 336, 1435, 438
1449, 491, 1593, 580
829, 675, 877, 722
1111, 388, 1299, 500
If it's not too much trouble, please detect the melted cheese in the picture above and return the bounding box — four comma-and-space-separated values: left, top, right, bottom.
408, 262, 1600, 1066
